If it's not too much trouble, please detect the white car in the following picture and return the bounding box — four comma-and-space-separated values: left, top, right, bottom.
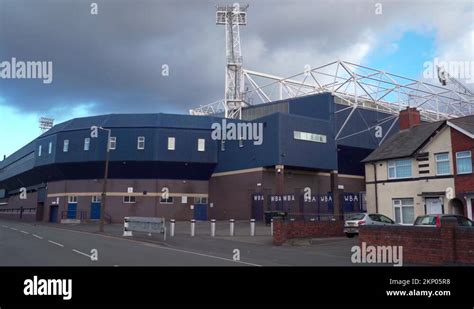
344, 213, 396, 238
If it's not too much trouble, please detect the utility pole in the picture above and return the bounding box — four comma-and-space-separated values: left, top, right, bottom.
98, 127, 111, 233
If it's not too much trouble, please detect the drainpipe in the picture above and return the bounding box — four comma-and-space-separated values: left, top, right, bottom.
373, 163, 379, 213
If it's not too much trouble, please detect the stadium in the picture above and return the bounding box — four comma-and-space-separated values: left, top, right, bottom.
1, 4, 473, 224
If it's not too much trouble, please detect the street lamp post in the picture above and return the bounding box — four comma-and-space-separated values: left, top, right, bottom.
99, 127, 111, 233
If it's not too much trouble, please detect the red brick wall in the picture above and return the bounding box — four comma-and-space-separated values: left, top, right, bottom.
451, 128, 474, 195
359, 218, 474, 265
273, 217, 345, 245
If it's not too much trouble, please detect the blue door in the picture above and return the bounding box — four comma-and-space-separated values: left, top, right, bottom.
193, 204, 208, 221
90, 202, 101, 220
49, 205, 58, 223
67, 203, 77, 219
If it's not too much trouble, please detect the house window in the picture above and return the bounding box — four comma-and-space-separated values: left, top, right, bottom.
84, 138, 90, 151
123, 196, 136, 204
160, 196, 174, 204
168, 137, 175, 150
137, 136, 145, 150
456, 151, 472, 174
91, 196, 101, 203
48, 142, 52, 154
293, 131, 327, 143
63, 140, 69, 152
68, 196, 78, 203
194, 197, 208, 204
435, 153, 450, 175
198, 138, 205, 152
388, 159, 412, 179
109, 137, 116, 150
393, 198, 414, 224
38, 145, 42, 157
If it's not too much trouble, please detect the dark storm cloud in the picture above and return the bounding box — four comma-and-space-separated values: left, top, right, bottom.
0, 0, 472, 116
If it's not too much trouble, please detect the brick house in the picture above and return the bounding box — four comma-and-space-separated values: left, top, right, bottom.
447, 118, 474, 220
363, 107, 474, 224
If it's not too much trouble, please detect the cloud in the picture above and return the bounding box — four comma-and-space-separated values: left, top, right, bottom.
0, 0, 472, 116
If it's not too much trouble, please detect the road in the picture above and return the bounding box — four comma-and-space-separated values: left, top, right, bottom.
0, 219, 358, 266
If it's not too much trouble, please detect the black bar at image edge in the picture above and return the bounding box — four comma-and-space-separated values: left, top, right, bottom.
0, 267, 472, 307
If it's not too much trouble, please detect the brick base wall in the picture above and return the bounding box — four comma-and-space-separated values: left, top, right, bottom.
273, 217, 345, 245
359, 218, 474, 265
0, 213, 36, 222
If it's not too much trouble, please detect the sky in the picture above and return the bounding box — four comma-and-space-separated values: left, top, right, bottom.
0, 0, 473, 157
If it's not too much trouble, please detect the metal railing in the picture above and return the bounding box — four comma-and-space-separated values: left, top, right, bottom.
61, 210, 88, 221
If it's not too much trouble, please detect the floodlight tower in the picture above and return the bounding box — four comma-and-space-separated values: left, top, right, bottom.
216, 3, 249, 119
39, 117, 54, 134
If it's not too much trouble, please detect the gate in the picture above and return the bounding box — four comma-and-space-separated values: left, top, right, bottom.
90, 202, 101, 219
251, 193, 265, 221
67, 203, 77, 219
193, 204, 208, 221
49, 205, 58, 223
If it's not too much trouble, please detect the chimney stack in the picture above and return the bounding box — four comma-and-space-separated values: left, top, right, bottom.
399, 107, 421, 130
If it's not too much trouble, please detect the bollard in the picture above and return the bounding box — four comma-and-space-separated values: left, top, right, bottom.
270, 219, 273, 236
190, 219, 196, 237
123, 218, 132, 237
211, 219, 216, 237
229, 219, 235, 236
250, 219, 256, 236
170, 219, 175, 237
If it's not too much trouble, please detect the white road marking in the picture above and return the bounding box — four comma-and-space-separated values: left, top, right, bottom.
48, 240, 64, 247
1, 225, 8, 228
72, 249, 92, 258
113, 265, 119, 267
7, 221, 261, 266
142, 243, 262, 267
20, 230, 29, 234
10, 228, 18, 231
32, 234, 43, 239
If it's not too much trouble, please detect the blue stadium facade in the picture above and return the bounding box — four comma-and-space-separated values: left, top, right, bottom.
0, 93, 399, 222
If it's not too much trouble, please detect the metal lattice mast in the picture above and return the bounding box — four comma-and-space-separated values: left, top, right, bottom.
216, 3, 249, 119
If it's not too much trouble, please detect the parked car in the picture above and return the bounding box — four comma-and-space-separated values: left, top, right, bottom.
344, 213, 396, 238
413, 214, 473, 227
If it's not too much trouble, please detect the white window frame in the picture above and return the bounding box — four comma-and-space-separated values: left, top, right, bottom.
109, 137, 116, 150
91, 196, 101, 203
123, 196, 136, 204
198, 138, 205, 152
137, 136, 145, 150
48, 142, 52, 154
68, 196, 78, 203
392, 198, 414, 225
435, 152, 450, 176
456, 151, 472, 174
293, 131, 327, 143
388, 159, 412, 179
63, 139, 69, 152
194, 197, 208, 204
38, 145, 42, 157
84, 138, 90, 151
160, 196, 174, 204
168, 137, 175, 150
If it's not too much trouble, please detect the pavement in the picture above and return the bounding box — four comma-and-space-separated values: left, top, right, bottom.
0, 218, 360, 266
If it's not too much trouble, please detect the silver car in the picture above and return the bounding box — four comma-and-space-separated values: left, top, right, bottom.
344, 213, 396, 238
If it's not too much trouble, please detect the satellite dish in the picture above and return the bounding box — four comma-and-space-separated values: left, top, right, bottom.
436, 66, 448, 86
